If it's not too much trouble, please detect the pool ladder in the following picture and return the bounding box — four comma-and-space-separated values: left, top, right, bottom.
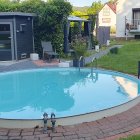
90, 57, 98, 82
79, 56, 84, 71
43, 112, 56, 133
138, 61, 140, 79
91, 57, 97, 73
43, 112, 48, 133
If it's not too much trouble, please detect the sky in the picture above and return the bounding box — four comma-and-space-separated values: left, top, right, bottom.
68, 0, 109, 7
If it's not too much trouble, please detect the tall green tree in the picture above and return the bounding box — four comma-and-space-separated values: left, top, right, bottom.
108, 0, 117, 3
87, 1, 103, 15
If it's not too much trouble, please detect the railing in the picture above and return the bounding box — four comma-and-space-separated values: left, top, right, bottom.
43, 112, 56, 133
91, 57, 97, 73
125, 17, 140, 31
138, 61, 140, 79
90, 56, 98, 82
79, 56, 84, 72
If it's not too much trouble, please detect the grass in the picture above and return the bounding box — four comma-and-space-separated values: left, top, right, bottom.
120, 135, 140, 140
87, 40, 140, 139
88, 40, 140, 75
110, 39, 133, 46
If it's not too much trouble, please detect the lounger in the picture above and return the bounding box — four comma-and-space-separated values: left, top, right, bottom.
41, 41, 59, 61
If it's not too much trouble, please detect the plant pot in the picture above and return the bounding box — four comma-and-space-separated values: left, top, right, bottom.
95, 45, 99, 52
73, 59, 85, 67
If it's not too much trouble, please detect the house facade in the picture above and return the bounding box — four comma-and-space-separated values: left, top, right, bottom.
116, 0, 140, 38
98, 3, 116, 34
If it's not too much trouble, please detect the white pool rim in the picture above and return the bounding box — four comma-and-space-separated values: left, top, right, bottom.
0, 68, 140, 128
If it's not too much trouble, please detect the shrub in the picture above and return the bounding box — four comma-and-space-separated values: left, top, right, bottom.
0, 0, 72, 57
110, 26, 116, 34
110, 47, 118, 54
72, 38, 87, 59
94, 38, 99, 45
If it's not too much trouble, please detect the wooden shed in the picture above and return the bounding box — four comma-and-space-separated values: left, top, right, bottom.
0, 12, 35, 61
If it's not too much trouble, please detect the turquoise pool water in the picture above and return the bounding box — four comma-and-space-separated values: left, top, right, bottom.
0, 68, 139, 119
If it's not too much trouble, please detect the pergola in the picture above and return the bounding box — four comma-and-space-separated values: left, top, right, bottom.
63, 15, 92, 53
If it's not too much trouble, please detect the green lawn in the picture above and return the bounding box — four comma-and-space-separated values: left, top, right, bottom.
89, 40, 140, 75
120, 135, 140, 140
87, 40, 140, 139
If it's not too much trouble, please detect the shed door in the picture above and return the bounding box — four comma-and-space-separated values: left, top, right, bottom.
0, 23, 14, 61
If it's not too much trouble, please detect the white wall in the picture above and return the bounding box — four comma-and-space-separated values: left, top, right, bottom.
98, 4, 116, 29
116, 0, 140, 37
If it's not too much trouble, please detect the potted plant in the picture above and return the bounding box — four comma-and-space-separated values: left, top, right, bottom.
94, 39, 100, 52
72, 38, 87, 67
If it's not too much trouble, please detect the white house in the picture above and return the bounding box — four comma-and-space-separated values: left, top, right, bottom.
98, 3, 116, 33
116, 0, 140, 38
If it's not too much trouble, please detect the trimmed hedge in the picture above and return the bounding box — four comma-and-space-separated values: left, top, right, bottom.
0, 0, 72, 56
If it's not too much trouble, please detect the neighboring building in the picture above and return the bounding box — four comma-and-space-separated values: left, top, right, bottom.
98, 2, 116, 34
0, 12, 35, 61
116, 0, 140, 38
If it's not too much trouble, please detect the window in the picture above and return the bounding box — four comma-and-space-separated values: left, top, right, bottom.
0, 24, 11, 50
133, 8, 140, 27
102, 18, 111, 23
103, 7, 110, 16
0, 34, 11, 49
0, 24, 10, 31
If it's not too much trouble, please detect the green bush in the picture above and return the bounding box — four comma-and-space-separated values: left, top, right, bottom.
94, 38, 99, 45
110, 25, 116, 34
110, 47, 118, 54
72, 38, 87, 59
0, 0, 72, 57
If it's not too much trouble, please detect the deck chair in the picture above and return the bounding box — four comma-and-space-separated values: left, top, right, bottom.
41, 41, 59, 61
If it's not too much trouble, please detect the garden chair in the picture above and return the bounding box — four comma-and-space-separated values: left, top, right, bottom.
41, 41, 59, 61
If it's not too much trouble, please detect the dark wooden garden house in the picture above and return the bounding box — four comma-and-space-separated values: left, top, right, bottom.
0, 12, 35, 61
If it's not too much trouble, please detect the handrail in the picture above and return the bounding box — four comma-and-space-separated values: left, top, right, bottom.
92, 57, 97, 68
91, 57, 96, 63
43, 112, 48, 134
91, 57, 97, 73
138, 61, 140, 79
79, 56, 84, 71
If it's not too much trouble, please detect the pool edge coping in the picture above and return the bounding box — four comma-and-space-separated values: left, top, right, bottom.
0, 68, 139, 128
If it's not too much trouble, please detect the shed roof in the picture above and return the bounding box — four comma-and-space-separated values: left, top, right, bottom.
68, 15, 88, 22
0, 12, 36, 17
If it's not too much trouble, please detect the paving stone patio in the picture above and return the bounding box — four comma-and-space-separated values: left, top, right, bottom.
0, 59, 59, 72
0, 102, 140, 140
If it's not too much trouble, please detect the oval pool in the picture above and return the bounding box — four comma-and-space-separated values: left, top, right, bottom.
0, 68, 139, 119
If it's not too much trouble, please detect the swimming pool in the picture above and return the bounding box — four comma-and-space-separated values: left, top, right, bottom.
0, 68, 139, 120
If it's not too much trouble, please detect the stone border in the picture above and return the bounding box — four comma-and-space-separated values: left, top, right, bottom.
0, 95, 139, 128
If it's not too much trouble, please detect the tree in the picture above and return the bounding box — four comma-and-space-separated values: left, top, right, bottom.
87, 1, 103, 15
12, 0, 21, 3
0, 0, 72, 55
108, 0, 117, 4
